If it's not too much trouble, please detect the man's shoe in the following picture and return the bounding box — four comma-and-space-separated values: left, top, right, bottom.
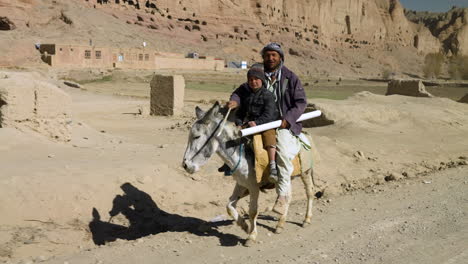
272, 195, 288, 215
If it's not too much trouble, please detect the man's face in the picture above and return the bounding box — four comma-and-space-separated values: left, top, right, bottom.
248, 76, 263, 90
263, 50, 281, 71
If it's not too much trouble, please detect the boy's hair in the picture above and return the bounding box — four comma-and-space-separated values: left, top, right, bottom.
247, 63, 265, 83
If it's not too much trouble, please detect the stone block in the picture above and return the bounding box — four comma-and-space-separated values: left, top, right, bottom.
302, 104, 335, 128
150, 74, 184, 116
458, 93, 468, 104
0, 71, 72, 141
386, 80, 433, 97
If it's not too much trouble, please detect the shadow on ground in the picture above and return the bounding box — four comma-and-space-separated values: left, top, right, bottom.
89, 183, 239, 246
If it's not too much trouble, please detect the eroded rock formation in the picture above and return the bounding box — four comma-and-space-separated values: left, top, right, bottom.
0, 71, 72, 141
0, 0, 466, 76
405, 7, 468, 56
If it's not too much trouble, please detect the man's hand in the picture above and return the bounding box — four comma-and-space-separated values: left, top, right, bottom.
227, 100, 239, 109
248, 121, 257, 127
280, 119, 289, 129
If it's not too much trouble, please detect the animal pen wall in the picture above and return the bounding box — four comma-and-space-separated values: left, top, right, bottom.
39, 44, 224, 71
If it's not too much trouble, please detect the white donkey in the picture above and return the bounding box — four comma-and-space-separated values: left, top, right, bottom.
182, 102, 314, 246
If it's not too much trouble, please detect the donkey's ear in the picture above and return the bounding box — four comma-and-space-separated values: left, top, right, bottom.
212, 101, 221, 113
195, 106, 205, 119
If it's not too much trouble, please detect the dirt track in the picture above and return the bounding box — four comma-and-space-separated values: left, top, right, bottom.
1, 80, 467, 264
43, 166, 468, 264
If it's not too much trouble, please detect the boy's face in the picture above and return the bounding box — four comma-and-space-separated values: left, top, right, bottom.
248, 76, 263, 90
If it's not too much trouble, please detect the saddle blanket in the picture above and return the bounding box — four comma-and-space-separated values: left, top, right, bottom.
253, 132, 314, 184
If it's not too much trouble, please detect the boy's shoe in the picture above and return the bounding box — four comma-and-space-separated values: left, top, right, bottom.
218, 164, 233, 176
218, 163, 230, 172
268, 166, 278, 183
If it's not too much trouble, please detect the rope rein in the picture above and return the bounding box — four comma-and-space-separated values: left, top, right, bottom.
224, 143, 244, 176
188, 108, 243, 175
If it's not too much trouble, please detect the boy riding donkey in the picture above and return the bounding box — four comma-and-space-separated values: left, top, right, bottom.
219, 64, 279, 178
227, 43, 308, 215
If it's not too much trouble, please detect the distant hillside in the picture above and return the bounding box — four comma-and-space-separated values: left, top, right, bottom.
404, 7, 468, 56
0, 0, 466, 78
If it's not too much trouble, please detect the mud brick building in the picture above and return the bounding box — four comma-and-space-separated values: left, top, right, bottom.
39, 44, 224, 71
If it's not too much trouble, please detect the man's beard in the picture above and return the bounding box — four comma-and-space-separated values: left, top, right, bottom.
264, 61, 281, 72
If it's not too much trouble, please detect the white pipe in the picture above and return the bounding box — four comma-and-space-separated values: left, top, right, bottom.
240, 110, 322, 137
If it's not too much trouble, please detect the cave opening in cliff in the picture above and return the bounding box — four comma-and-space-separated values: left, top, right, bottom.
0, 17, 15, 30
414, 35, 419, 49
345, 15, 351, 34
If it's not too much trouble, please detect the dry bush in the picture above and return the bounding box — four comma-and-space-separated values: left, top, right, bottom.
382, 68, 392, 79
423, 52, 444, 79
448, 55, 468, 80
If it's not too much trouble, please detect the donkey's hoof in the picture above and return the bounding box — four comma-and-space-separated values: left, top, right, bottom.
244, 238, 256, 247
275, 227, 283, 234
302, 221, 311, 228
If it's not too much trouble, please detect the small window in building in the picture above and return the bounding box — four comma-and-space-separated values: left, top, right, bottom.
139, 54, 143, 61
95, 50, 102, 59
59, 48, 63, 51
85, 50, 91, 59
71, 48, 74, 51
144, 54, 149, 61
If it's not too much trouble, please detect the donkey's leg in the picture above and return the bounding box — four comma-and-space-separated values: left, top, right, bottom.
300, 168, 314, 227
226, 184, 249, 233
244, 188, 260, 247
275, 188, 291, 234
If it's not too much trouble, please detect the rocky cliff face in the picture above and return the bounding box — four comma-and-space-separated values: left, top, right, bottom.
405, 7, 468, 56
1, 0, 464, 77
151, 0, 440, 53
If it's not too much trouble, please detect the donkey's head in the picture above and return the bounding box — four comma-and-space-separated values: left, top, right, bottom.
182, 102, 224, 174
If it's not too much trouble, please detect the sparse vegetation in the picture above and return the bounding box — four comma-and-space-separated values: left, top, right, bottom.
68, 75, 113, 85
422, 52, 444, 79
381, 68, 392, 80
448, 55, 468, 80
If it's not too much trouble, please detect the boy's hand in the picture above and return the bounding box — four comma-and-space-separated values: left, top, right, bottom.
227, 100, 238, 109
280, 119, 289, 129
248, 121, 257, 127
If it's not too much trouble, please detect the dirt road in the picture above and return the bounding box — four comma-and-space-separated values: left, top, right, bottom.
39, 166, 468, 264
1, 81, 467, 264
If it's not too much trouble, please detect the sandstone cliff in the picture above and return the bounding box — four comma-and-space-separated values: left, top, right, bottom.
405, 7, 468, 56
0, 0, 464, 77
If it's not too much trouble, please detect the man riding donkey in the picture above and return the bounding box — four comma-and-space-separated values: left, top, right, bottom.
227, 42, 307, 215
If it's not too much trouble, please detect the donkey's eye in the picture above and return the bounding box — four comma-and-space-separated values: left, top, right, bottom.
193, 136, 201, 140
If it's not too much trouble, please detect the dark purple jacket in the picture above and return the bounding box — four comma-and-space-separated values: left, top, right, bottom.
230, 66, 307, 135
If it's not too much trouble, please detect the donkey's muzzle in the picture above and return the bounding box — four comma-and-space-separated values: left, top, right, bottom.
182, 159, 196, 174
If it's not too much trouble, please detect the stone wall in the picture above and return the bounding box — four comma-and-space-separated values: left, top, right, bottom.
154, 57, 224, 71
458, 93, 468, 104
386, 80, 433, 97
0, 71, 72, 141
150, 75, 184, 116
